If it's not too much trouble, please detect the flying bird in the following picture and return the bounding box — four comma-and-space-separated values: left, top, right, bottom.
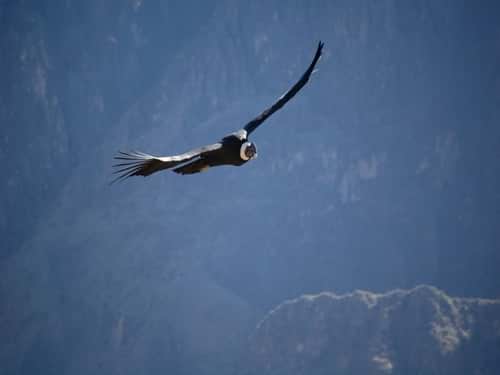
112, 41, 323, 182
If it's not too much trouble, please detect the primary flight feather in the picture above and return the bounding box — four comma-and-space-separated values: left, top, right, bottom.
112, 41, 323, 183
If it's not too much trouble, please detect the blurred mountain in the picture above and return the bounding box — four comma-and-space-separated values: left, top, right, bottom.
0, 0, 217, 258
1, 1, 499, 374
248, 285, 500, 375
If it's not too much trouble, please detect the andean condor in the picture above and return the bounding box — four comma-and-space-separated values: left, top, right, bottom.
112, 41, 323, 182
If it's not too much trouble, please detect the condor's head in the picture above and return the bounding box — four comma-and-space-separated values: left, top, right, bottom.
240, 141, 257, 161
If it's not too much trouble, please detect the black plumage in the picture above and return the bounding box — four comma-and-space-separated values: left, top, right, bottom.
112, 41, 323, 183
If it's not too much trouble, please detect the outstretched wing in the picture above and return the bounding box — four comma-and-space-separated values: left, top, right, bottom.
243, 41, 324, 135
172, 158, 211, 175
111, 143, 222, 183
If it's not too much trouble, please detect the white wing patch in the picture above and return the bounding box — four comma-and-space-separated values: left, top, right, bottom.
231, 129, 248, 141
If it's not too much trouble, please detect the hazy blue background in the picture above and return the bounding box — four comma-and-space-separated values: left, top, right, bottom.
1, 1, 499, 374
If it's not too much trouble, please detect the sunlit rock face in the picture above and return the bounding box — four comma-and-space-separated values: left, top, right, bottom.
248, 285, 500, 375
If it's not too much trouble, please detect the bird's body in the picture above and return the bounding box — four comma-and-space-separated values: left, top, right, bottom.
174, 130, 250, 175
112, 41, 324, 182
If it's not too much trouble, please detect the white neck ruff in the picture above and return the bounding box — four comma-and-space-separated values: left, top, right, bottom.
240, 142, 252, 161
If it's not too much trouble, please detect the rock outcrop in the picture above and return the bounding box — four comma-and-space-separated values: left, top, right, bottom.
248, 285, 500, 375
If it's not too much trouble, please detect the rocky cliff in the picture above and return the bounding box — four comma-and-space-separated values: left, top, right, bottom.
249, 285, 500, 375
